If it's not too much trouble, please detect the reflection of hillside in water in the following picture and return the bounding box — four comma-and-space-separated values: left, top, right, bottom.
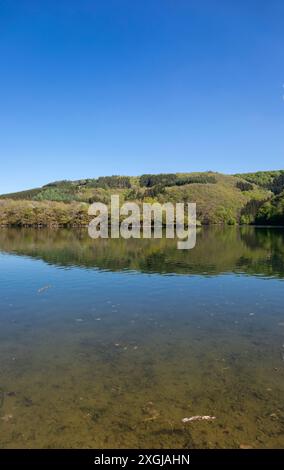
0, 226, 284, 278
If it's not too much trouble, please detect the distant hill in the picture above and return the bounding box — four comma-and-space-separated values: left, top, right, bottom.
0, 170, 283, 226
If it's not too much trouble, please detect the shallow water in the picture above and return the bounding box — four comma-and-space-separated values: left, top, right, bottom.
0, 226, 283, 448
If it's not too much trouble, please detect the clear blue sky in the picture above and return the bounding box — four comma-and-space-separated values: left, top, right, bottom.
0, 0, 283, 193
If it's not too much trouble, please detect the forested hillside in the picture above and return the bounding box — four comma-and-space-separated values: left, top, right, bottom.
0, 170, 283, 226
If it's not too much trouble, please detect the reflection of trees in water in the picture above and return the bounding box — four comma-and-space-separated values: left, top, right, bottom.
238, 227, 284, 277
0, 226, 283, 278
240, 226, 284, 251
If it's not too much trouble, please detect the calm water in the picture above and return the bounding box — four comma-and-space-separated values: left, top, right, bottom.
0, 227, 283, 449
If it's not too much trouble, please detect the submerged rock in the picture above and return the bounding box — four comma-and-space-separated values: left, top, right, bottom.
37, 285, 52, 294
182, 415, 216, 423
1, 414, 13, 422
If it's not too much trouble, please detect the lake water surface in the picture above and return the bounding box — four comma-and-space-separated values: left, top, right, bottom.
0, 227, 283, 448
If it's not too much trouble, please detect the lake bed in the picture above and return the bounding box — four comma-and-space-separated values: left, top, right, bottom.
0, 227, 283, 448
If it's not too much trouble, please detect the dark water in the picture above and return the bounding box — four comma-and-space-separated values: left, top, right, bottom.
0, 227, 283, 449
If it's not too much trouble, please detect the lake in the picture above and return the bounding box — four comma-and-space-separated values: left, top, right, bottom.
0, 226, 283, 448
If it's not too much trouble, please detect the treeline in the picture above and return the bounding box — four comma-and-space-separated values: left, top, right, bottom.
0, 174, 218, 204
44, 176, 132, 191
0, 200, 91, 227
85, 176, 132, 189
139, 173, 217, 188
0, 197, 278, 227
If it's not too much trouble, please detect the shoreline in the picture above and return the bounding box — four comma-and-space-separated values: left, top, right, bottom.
1, 224, 284, 228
